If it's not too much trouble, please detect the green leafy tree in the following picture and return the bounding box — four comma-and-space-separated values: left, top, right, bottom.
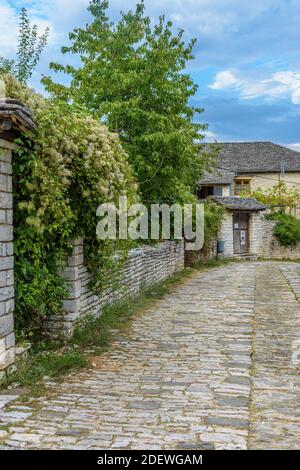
0, 8, 49, 84
248, 181, 300, 213
43, 0, 213, 204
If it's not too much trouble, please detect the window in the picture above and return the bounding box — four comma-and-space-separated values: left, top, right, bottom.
213, 185, 223, 196
234, 178, 251, 195
198, 185, 224, 199
198, 185, 214, 199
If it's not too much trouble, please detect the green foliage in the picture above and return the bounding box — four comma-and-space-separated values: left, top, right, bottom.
267, 212, 300, 246
249, 182, 300, 212
249, 183, 300, 247
203, 200, 224, 250
2, 74, 138, 334
13, 135, 73, 335
1, 1, 217, 340
0, 8, 49, 84
43, 0, 214, 204
1, 350, 87, 390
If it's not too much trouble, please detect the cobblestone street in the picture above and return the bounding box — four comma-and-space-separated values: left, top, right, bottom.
0, 261, 300, 450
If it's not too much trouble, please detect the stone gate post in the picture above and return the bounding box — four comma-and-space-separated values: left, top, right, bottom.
0, 98, 35, 379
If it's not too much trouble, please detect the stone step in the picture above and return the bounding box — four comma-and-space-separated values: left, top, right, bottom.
233, 253, 257, 261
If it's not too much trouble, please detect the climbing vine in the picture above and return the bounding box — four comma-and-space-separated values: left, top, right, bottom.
3, 75, 138, 335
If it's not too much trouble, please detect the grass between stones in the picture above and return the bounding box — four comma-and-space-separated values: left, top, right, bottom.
0, 258, 231, 394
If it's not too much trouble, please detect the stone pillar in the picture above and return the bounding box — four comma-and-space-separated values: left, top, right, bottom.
0, 99, 35, 377
52, 238, 84, 337
218, 210, 234, 258
0, 139, 14, 376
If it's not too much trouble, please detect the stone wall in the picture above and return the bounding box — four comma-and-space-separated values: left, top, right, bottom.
218, 209, 300, 260
252, 213, 300, 260
48, 239, 185, 336
0, 100, 35, 379
0, 141, 15, 380
184, 239, 217, 266
218, 211, 234, 258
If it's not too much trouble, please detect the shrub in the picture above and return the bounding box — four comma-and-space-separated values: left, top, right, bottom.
203, 200, 224, 250
1, 350, 88, 390
249, 182, 300, 212
268, 212, 300, 246
2, 74, 139, 335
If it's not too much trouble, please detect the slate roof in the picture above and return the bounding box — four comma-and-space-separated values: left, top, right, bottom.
198, 168, 235, 185
210, 196, 267, 212
0, 99, 36, 133
213, 142, 300, 173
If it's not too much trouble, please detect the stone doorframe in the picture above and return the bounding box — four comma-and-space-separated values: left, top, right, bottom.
0, 99, 35, 379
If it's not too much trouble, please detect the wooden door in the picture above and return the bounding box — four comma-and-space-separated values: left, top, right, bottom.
233, 213, 249, 254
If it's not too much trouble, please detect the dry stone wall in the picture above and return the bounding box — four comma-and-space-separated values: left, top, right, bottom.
48, 239, 185, 336
185, 239, 217, 266
253, 213, 300, 260
217, 210, 300, 260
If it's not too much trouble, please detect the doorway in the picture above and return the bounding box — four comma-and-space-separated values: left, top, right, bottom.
233, 212, 249, 254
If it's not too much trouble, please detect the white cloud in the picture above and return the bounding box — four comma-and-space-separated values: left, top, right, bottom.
203, 130, 218, 142
0, 2, 19, 57
209, 70, 240, 90
0, 1, 57, 60
272, 71, 300, 104
209, 69, 300, 104
3, 0, 300, 72
285, 143, 300, 152
292, 89, 300, 105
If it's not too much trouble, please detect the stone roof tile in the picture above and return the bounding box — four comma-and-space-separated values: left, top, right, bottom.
201, 142, 300, 173
210, 196, 267, 211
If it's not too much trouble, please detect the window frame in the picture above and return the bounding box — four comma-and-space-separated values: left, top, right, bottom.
234, 177, 251, 195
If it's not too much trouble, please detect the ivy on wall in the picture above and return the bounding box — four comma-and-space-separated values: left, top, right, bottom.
203, 201, 224, 251
3, 75, 138, 336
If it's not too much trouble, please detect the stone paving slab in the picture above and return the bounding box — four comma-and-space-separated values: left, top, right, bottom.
0, 261, 299, 449
248, 263, 300, 450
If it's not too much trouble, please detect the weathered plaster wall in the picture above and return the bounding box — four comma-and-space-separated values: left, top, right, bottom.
222, 185, 231, 197
240, 172, 300, 192
48, 239, 185, 336
0, 141, 15, 380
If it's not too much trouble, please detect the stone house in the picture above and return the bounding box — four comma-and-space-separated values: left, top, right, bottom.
198, 142, 300, 258
198, 142, 300, 198
210, 196, 267, 258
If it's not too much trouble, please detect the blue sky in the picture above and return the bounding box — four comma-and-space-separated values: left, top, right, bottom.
1, 0, 300, 149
